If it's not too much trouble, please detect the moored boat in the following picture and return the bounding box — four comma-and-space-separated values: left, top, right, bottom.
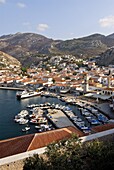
22, 126, 30, 132
19, 118, 29, 124
16, 90, 42, 100
18, 110, 29, 117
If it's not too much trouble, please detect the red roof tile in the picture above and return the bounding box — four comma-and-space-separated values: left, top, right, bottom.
0, 127, 84, 159
0, 134, 34, 159
28, 127, 84, 151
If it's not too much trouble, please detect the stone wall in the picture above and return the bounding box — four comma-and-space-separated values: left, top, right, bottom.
0, 160, 24, 170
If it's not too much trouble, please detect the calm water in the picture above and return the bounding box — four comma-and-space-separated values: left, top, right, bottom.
0, 90, 82, 140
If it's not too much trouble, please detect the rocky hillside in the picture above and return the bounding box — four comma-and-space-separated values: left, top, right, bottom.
96, 47, 114, 66
1, 32, 114, 66
0, 51, 21, 69
0, 32, 54, 66
55, 33, 114, 58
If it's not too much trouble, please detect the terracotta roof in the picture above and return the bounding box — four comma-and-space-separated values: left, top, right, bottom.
0, 127, 84, 159
0, 134, 34, 159
21, 78, 32, 83
91, 123, 114, 133
55, 83, 68, 87
28, 127, 84, 151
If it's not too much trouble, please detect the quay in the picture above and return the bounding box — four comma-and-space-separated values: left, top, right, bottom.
47, 109, 75, 128
58, 95, 114, 119
0, 87, 24, 91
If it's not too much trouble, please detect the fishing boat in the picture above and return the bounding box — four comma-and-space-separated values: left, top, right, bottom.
97, 113, 109, 123
35, 125, 41, 129
22, 126, 30, 132
19, 118, 29, 124
86, 117, 100, 125
18, 110, 29, 117
60, 88, 70, 94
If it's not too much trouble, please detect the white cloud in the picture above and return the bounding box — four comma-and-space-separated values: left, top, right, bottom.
17, 2, 26, 8
37, 24, 49, 32
99, 15, 114, 27
0, 0, 6, 4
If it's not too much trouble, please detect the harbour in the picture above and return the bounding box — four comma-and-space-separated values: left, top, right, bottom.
0, 89, 111, 141
0, 89, 75, 140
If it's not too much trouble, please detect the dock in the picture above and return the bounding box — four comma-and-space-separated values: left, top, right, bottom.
47, 109, 75, 128
0, 87, 24, 91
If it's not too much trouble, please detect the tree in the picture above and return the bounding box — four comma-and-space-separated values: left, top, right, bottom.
23, 134, 114, 170
21, 67, 28, 76
21, 67, 27, 73
23, 154, 48, 170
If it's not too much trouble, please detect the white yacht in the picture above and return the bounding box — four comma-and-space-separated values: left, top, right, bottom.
16, 90, 42, 99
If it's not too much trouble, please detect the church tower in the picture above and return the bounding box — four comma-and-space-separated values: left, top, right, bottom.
83, 73, 89, 93
107, 70, 112, 88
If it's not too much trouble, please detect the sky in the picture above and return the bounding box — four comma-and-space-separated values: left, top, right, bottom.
1, 0, 114, 40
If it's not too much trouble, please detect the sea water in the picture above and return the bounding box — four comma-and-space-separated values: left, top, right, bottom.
0, 89, 81, 140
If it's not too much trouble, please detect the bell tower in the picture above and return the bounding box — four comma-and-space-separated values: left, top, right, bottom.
83, 73, 89, 93
107, 70, 112, 88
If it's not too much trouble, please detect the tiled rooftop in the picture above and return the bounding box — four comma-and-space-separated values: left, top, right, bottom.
0, 134, 34, 159
0, 127, 84, 159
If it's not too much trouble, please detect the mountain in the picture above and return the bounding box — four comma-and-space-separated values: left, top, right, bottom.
0, 32, 54, 66
55, 33, 114, 58
96, 47, 114, 66
1, 32, 114, 66
0, 51, 21, 69
107, 33, 114, 39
